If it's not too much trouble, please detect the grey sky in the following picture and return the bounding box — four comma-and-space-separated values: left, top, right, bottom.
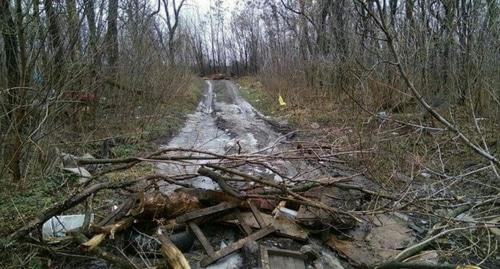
185, 0, 239, 16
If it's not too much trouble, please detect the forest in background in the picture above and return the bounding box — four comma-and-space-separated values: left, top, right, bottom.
1, 0, 201, 182
1, 0, 499, 181
1, 0, 500, 267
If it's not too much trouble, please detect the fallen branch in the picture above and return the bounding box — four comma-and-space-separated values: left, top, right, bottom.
8, 175, 162, 241
93, 217, 135, 240
206, 165, 362, 224
198, 167, 242, 198
157, 228, 191, 269
393, 227, 469, 262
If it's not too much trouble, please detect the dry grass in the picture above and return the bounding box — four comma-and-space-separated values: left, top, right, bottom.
0, 73, 204, 268
237, 74, 499, 266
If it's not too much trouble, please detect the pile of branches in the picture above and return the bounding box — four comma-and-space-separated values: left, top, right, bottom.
4, 145, 499, 268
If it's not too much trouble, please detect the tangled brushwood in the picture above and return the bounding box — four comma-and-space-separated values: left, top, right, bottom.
3, 139, 499, 269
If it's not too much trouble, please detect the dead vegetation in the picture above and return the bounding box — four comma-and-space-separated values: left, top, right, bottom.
1, 0, 499, 268
2, 138, 498, 268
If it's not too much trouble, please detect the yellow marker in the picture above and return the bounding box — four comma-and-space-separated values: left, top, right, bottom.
456, 266, 481, 269
278, 95, 286, 106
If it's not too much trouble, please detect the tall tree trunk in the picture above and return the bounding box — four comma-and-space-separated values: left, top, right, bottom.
0, 0, 22, 181
389, 0, 397, 27
44, 0, 64, 86
15, 0, 26, 84
405, 0, 415, 29
66, 0, 81, 61
163, 0, 187, 65
84, 0, 99, 70
440, 0, 456, 95
106, 0, 119, 67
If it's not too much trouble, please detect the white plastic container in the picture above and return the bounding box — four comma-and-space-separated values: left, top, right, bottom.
42, 214, 93, 239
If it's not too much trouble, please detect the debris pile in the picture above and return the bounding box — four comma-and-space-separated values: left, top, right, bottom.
5, 146, 496, 269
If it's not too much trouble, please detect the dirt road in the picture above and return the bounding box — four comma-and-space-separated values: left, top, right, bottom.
158, 80, 312, 191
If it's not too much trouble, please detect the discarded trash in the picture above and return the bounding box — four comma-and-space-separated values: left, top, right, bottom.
63, 167, 92, 183
273, 201, 298, 219
278, 95, 286, 106
455, 213, 475, 227
42, 214, 94, 239
377, 111, 388, 119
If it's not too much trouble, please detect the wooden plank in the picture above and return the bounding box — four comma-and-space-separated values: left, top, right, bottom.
260, 245, 271, 269
270, 255, 289, 269
267, 248, 308, 260
176, 202, 237, 223
267, 248, 306, 269
200, 225, 276, 266
234, 208, 252, 235
225, 212, 309, 241
260, 245, 307, 269
188, 222, 215, 257
248, 200, 267, 228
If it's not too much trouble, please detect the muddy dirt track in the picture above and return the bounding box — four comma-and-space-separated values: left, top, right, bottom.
158, 80, 320, 192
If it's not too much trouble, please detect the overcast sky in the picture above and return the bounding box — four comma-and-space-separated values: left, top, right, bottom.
185, 0, 239, 16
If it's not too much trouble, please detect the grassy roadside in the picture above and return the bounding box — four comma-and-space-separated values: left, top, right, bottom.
0, 76, 205, 268
237, 76, 346, 128
236, 75, 498, 188
237, 77, 280, 117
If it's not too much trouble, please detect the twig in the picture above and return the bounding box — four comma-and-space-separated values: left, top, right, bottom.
376, 262, 461, 269
392, 227, 469, 262
8, 175, 163, 241
206, 165, 362, 224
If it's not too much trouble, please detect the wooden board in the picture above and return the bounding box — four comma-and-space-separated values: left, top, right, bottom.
234, 208, 252, 235
188, 222, 215, 256
200, 225, 276, 266
248, 200, 267, 228
260, 246, 307, 269
225, 212, 309, 241
176, 202, 237, 223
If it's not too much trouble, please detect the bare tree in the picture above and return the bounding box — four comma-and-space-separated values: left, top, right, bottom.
162, 0, 186, 63
1, 0, 22, 181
